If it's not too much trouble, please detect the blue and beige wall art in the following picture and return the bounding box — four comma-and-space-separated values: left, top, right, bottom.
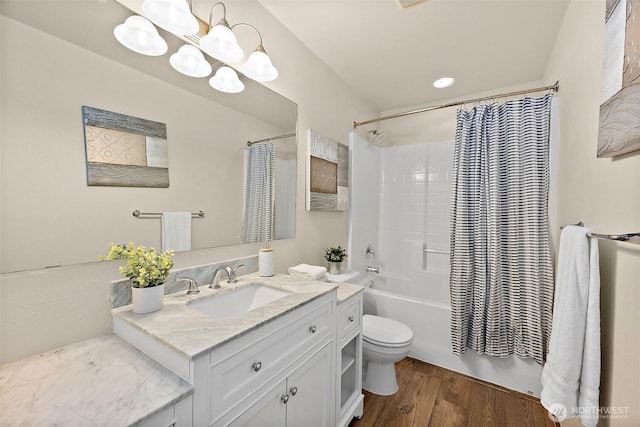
306, 129, 348, 211
82, 106, 169, 187
598, 0, 640, 157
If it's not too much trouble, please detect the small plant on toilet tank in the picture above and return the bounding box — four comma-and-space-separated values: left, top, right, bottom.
324, 245, 347, 274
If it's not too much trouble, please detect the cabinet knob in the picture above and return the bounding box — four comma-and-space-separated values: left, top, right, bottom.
348, 315, 355, 322
252, 361, 262, 372
309, 325, 317, 333
289, 386, 298, 396
281, 394, 290, 404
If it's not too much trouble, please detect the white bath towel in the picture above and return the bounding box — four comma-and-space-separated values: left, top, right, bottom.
288, 263, 327, 280
541, 226, 600, 427
161, 212, 192, 252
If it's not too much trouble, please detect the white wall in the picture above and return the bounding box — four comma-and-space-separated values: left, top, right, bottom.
0, 2, 377, 364
544, 0, 640, 425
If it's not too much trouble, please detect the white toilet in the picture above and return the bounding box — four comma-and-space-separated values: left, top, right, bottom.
362, 314, 413, 396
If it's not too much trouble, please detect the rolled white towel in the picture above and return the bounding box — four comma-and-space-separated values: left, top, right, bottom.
288, 263, 327, 280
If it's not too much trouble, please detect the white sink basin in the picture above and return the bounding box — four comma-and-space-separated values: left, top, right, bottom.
189, 283, 292, 319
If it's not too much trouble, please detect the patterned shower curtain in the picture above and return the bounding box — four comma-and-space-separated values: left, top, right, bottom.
449, 93, 554, 364
242, 142, 275, 244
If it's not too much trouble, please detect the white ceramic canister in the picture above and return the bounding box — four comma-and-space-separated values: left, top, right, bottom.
259, 246, 274, 277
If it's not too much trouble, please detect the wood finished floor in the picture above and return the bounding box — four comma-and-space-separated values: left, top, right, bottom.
350, 358, 559, 427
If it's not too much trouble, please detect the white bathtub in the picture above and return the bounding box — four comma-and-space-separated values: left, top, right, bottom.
351, 273, 545, 397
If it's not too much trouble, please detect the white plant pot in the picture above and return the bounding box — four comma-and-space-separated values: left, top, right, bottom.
131, 283, 165, 314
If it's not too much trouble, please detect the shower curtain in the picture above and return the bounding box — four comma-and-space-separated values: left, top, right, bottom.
242, 142, 275, 244
449, 93, 554, 364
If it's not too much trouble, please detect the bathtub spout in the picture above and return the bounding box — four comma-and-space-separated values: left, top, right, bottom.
366, 266, 379, 274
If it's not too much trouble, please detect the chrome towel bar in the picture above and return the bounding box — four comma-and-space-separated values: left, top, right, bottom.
132, 210, 205, 218
562, 221, 640, 242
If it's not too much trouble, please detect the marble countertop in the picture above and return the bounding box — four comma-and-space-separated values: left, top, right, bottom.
0, 334, 193, 427
335, 281, 364, 304
112, 273, 339, 360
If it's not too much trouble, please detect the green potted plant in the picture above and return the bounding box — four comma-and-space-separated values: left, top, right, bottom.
324, 245, 347, 274
101, 242, 174, 313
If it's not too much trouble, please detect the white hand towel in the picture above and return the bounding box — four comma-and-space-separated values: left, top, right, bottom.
161, 212, 192, 252
541, 226, 600, 427
288, 263, 328, 280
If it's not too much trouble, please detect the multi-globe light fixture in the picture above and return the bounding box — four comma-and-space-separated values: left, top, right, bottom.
113, 0, 279, 94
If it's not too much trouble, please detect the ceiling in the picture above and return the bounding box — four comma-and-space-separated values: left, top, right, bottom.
2, 0, 571, 118
259, 0, 570, 112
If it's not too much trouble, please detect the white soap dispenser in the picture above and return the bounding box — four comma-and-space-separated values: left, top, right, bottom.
259, 241, 274, 277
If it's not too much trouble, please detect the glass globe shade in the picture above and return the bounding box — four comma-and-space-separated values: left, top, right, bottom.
200, 24, 244, 63
114, 15, 168, 56
209, 66, 245, 93
241, 49, 278, 82
170, 45, 212, 77
142, 0, 199, 35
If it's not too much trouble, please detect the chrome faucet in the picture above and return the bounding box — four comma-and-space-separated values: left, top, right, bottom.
210, 264, 245, 288
177, 277, 200, 295
365, 266, 379, 274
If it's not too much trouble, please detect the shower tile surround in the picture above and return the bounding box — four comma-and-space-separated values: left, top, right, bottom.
379, 142, 453, 301
111, 255, 258, 309
349, 134, 453, 302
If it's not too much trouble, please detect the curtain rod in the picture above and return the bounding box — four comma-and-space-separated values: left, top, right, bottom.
247, 132, 296, 146
353, 81, 559, 129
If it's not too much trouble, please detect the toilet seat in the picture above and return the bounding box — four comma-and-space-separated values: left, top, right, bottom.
363, 335, 412, 348
363, 314, 413, 348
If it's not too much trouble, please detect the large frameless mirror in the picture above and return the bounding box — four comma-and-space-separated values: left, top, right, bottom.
0, 0, 297, 273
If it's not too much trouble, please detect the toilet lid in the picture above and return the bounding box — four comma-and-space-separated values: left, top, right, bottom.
363, 314, 413, 346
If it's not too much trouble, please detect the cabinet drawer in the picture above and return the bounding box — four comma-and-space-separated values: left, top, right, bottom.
209, 300, 332, 421
339, 298, 361, 340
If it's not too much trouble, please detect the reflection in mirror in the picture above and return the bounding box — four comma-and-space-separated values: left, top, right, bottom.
0, 1, 297, 273
82, 106, 170, 187
242, 133, 296, 243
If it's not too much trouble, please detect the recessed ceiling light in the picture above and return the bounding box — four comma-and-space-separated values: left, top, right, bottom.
433, 77, 455, 89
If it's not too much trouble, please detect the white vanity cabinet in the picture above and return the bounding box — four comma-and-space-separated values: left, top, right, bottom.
204, 295, 335, 426
226, 342, 333, 427
336, 292, 364, 427
112, 276, 340, 427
